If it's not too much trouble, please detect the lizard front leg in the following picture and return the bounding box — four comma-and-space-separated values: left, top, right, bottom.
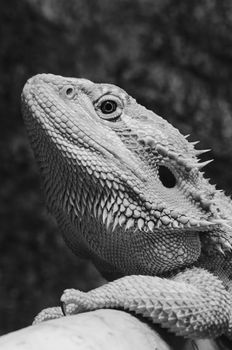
59, 267, 231, 339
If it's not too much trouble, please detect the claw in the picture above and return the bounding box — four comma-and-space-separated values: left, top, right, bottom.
60, 301, 66, 316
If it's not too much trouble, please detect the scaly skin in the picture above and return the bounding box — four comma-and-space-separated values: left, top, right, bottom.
22, 74, 232, 339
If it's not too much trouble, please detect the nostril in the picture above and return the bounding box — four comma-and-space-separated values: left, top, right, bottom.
66, 87, 74, 96
158, 166, 176, 188
60, 85, 75, 99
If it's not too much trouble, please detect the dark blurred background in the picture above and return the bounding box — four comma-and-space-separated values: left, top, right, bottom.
1, 0, 232, 335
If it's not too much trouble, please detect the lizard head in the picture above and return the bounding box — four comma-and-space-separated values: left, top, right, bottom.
22, 74, 232, 276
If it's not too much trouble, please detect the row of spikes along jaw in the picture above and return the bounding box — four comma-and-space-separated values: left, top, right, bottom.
48, 122, 230, 239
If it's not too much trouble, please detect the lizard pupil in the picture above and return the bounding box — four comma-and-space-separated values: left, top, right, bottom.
101, 100, 117, 114
158, 166, 176, 188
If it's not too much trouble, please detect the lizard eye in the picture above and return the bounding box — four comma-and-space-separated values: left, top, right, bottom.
95, 95, 123, 121
100, 100, 117, 114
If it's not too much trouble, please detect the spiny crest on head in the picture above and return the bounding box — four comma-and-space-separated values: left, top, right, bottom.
136, 131, 213, 172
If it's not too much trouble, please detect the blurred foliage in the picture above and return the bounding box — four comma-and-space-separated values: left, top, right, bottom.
0, 0, 232, 335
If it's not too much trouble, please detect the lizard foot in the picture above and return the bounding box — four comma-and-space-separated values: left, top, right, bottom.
61, 289, 90, 315
33, 306, 64, 324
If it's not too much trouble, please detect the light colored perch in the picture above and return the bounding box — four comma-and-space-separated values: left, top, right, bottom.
0, 309, 219, 350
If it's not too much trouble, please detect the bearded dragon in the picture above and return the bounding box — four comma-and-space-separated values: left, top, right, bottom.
21, 73, 232, 340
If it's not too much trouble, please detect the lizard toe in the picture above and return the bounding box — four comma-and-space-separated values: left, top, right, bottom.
61, 289, 88, 314
33, 306, 64, 324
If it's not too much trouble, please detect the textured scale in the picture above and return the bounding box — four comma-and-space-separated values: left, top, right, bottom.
22, 74, 232, 339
